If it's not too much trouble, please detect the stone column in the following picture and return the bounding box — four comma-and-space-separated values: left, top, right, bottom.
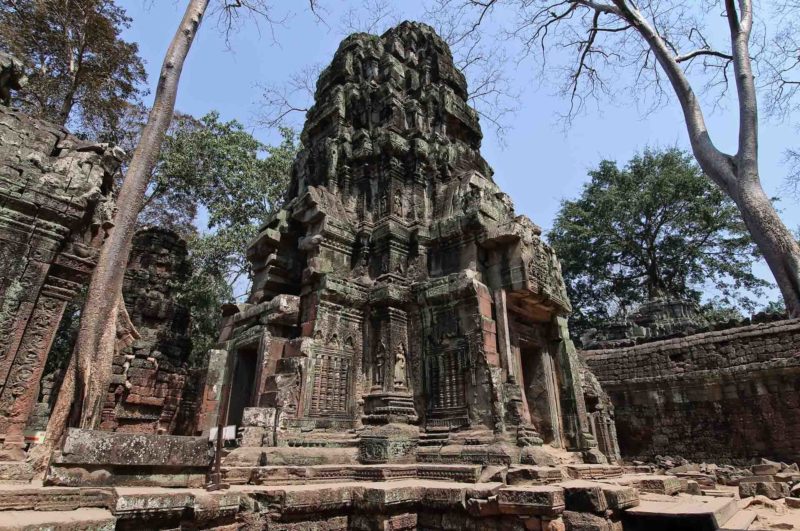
492, 289, 516, 383
540, 348, 564, 449
0, 292, 67, 459
552, 316, 606, 462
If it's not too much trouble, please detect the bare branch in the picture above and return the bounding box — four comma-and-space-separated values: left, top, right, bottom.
675, 48, 733, 63
256, 63, 321, 129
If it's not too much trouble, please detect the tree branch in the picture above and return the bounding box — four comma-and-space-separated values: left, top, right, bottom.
675, 48, 733, 63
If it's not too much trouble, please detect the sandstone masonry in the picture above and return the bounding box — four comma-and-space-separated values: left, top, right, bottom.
583, 317, 800, 463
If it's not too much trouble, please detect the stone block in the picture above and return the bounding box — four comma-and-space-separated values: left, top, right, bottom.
283, 485, 357, 514
496, 486, 565, 517
751, 463, 781, 475
785, 497, 800, 508
562, 511, 622, 531
598, 483, 639, 510
55, 429, 211, 467
0, 508, 116, 530
240, 427, 266, 447
559, 480, 608, 514
242, 407, 277, 428
521, 446, 559, 466
508, 465, 565, 485
352, 484, 420, 512
619, 475, 681, 495
738, 481, 790, 499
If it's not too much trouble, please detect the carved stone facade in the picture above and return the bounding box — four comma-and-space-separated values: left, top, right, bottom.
200, 22, 612, 465
0, 103, 119, 459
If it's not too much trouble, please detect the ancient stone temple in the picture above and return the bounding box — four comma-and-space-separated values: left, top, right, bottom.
200, 21, 612, 466
0, 101, 119, 460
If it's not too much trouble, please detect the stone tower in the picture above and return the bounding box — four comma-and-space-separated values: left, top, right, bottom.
202, 21, 615, 465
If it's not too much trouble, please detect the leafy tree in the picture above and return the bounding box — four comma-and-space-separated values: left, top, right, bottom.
153, 112, 296, 285
549, 148, 768, 335
152, 112, 298, 362
436, 0, 800, 317
39, 0, 316, 467
0, 0, 147, 136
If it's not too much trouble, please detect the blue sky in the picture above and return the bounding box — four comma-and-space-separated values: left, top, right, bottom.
118, 1, 799, 307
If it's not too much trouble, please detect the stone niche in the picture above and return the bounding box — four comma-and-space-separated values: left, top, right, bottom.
198, 21, 618, 466
0, 103, 119, 460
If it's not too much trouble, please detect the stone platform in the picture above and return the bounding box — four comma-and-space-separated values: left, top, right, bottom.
0, 464, 775, 530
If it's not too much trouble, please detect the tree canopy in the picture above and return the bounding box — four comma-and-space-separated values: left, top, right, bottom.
549, 148, 768, 334
141, 111, 298, 361
434, 0, 800, 316
0, 0, 147, 137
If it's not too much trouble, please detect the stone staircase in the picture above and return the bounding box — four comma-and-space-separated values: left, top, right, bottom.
418, 426, 450, 447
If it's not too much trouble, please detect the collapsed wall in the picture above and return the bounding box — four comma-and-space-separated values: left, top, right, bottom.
583, 316, 800, 464
99, 227, 196, 434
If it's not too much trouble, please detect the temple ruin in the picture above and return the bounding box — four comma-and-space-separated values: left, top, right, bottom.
0, 99, 119, 462
0, 21, 798, 531
199, 20, 614, 468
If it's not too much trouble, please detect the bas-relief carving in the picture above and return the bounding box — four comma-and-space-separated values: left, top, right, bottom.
205, 21, 614, 464
0, 101, 121, 455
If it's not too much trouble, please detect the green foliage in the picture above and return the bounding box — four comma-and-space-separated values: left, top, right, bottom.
549, 148, 769, 335
0, 0, 146, 137
148, 112, 298, 362
699, 298, 745, 324
760, 299, 787, 315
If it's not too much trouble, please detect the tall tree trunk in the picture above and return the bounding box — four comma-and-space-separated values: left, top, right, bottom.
734, 179, 800, 315
614, 0, 800, 316
37, 0, 209, 468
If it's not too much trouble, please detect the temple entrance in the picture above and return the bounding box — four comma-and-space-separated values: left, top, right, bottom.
227, 346, 258, 428
519, 344, 564, 447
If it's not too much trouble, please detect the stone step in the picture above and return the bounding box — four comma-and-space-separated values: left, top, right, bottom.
720, 509, 757, 531
222, 463, 483, 485
0, 486, 114, 512
622, 494, 740, 531
0, 462, 35, 484
0, 508, 116, 530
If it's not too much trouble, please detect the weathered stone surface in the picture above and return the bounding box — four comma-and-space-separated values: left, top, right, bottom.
0, 104, 120, 461
98, 228, 197, 436
738, 481, 790, 499
613, 475, 681, 496
0, 508, 116, 531
558, 480, 608, 514
197, 19, 613, 471
598, 483, 639, 511
785, 497, 800, 508
54, 429, 210, 467
562, 510, 622, 531
584, 317, 800, 463
496, 486, 565, 516
505, 466, 564, 486
623, 495, 739, 531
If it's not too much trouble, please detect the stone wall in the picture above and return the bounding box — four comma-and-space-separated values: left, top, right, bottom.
583, 318, 800, 463
0, 103, 119, 458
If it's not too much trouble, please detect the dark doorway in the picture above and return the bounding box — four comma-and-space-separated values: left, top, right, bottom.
227, 346, 258, 428
519, 345, 561, 445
